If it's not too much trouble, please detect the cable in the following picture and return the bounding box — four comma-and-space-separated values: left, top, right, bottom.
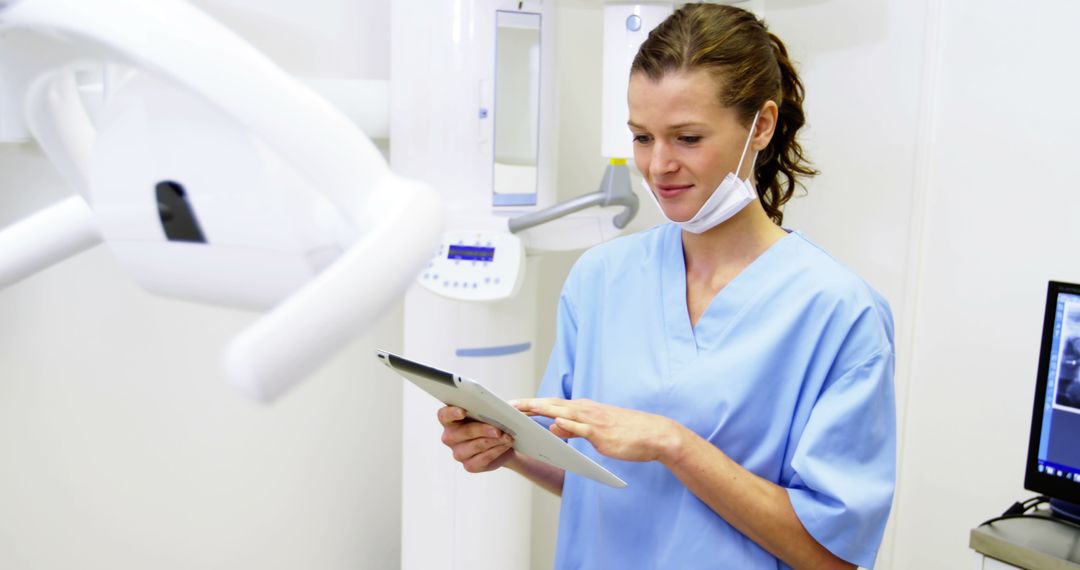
977, 498, 1080, 533
979, 512, 1080, 533
1000, 495, 1048, 517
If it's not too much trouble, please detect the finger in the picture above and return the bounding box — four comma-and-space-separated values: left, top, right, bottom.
509, 400, 537, 416
441, 421, 505, 446
549, 423, 576, 439
553, 417, 592, 438
463, 442, 514, 474
437, 405, 467, 426
452, 435, 509, 463
520, 398, 580, 420
515, 397, 567, 408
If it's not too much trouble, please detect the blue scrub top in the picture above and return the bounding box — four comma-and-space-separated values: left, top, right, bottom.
538, 223, 896, 569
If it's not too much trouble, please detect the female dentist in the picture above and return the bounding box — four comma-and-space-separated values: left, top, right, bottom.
437, 4, 895, 569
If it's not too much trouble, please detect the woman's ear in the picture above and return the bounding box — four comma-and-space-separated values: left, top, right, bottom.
753, 100, 779, 151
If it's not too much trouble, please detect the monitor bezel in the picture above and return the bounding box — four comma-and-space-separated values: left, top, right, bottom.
1024, 280, 1080, 504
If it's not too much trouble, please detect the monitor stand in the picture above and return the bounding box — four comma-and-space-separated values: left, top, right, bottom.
1050, 499, 1080, 524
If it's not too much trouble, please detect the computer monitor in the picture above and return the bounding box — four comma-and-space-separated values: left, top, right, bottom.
1025, 280, 1080, 521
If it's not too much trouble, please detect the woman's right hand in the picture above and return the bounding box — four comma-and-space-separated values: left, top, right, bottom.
437, 405, 516, 473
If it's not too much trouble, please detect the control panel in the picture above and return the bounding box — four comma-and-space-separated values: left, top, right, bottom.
417, 229, 524, 301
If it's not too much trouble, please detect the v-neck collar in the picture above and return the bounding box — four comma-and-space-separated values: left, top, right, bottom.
659, 224, 797, 374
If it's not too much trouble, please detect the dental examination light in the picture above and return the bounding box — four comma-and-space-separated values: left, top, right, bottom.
0, 0, 444, 402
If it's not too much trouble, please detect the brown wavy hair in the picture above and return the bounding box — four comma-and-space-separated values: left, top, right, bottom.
631, 4, 817, 225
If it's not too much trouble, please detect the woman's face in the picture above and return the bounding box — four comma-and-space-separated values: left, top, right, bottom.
628, 70, 756, 223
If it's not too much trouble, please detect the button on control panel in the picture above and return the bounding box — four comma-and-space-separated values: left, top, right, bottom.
417, 229, 524, 301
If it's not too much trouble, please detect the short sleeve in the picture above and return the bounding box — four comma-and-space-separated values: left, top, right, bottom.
786, 348, 897, 569
537, 286, 578, 400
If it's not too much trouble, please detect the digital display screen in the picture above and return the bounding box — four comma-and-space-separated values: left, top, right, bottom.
1036, 290, 1080, 485
448, 245, 495, 262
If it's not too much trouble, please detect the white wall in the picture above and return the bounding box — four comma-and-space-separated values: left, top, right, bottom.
0, 2, 403, 569
772, 0, 1080, 568
892, 1, 1080, 567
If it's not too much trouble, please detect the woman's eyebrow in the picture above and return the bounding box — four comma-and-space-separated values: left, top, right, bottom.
666, 122, 708, 130
627, 120, 708, 130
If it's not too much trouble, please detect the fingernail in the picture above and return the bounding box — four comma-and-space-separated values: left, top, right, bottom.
487, 428, 499, 438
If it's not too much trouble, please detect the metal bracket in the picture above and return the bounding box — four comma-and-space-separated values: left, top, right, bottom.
507, 161, 638, 234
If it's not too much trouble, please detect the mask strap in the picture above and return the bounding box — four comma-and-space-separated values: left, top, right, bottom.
734, 110, 761, 181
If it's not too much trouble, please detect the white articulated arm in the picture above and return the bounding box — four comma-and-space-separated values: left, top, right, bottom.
225, 177, 443, 403
1, 0, 443, 401
24, 68, 98, 198
0, 195, 101, 288
0, 31, 102, 285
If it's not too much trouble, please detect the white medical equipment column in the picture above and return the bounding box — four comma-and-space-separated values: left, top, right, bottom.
602, 3, 673, 161
392, 1, 557, 568
402, 262, 539, 569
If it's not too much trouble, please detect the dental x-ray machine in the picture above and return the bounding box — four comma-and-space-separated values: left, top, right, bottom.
393, 2, 675, 568
0, 0, 443, 402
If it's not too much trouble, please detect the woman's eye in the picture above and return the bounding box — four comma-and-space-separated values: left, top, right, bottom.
679, 135, 702, 144
632, 134, 652, 144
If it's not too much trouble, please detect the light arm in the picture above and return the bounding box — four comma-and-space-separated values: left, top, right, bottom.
0, 195, 101, 288
24, 68, 97, 198
2, 0, 445, 401
225, 176, 443, 403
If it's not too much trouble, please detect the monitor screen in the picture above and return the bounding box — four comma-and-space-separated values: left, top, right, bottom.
1025, 281, 1080, 505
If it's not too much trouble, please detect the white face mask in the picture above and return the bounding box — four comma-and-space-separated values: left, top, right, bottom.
642, 110, 760, 234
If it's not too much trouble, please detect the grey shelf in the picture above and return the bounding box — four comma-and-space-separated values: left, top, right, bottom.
970, 515, 1080, 570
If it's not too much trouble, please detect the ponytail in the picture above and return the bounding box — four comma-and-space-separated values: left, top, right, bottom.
755, 32, 818, 225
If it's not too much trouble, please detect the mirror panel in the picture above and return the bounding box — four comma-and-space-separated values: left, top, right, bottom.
492, 10, 541, 207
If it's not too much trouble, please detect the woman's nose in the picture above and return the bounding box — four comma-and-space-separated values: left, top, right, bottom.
649, 142, 679, 178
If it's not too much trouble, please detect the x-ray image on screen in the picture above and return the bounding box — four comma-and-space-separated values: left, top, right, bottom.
1056, 336, 1080, 409
1055, 304, 1080, 411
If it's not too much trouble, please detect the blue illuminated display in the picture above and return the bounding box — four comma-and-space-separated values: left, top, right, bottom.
448, 245, 495, 262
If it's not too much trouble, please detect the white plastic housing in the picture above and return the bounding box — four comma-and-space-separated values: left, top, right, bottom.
601, 3, 673, 159
418, 229, 525, 302
1, 0, 444, 402
402, 261, 539, 570
90, 71, 348, 310
390, 0, 558, 218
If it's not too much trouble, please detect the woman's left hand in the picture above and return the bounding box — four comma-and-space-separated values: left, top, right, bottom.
512, 398, 683, 464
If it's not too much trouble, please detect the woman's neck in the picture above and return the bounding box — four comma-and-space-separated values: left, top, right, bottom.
681, 199, 788, 283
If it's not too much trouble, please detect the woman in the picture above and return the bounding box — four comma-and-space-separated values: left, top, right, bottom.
437, 5, 895, 569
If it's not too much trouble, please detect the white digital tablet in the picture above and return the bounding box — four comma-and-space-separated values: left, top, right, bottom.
376, 349, 627, 488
